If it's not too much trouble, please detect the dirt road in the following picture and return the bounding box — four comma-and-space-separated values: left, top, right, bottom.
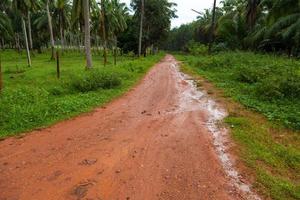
0, 55, 258, 200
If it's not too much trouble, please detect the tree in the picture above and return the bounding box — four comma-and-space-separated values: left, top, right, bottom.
26, 1, 41, 50
105, 0, 128, 64
46, 0, 56, 60
138, 0, 144, 57
208, 0, 217, 53
83, 0, 92, 68
131, 0, 177, 55
100, 0, 108, 65
246, 0, 261, 30
13, 0, 33, 66
54, 0, 71, 53
0, 11, 13, 47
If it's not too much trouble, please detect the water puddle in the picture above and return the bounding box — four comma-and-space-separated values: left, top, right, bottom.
170, 62, 260, 200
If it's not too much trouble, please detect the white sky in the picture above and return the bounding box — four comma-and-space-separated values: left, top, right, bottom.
120, 0, 221, 28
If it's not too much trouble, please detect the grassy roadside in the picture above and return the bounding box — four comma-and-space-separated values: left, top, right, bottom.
175, 52, 300, 200
0, 50, 164, 138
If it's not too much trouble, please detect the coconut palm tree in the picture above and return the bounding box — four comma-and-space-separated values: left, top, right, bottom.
54, 0, 71, 52
266, 0, 300, 52
72, 0, 93, 68
12, 0, 35, 66
246, 0, 261, 30
98, 0, 128, 65
104, 0, 128, 64
83, 0, 93, 68
45, 0, 56, 60
138, 0, 144, 57
208, 0, 217, 53
99, 0, 108, 65
0, 11, 13, 46
23, 1, 40, 50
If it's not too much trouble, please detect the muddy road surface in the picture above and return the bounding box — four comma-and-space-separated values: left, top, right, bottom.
0, 55, 258, 200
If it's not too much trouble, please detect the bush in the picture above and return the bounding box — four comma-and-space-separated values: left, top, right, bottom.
256, 74, 300, 100
211, 42, 229, 52
255, 77, 284, 100
235, 65, 270, 83
70, 69, 122, 92
185, 41, 208, 55
280, 71, 300, 99
194, 56, 232, 70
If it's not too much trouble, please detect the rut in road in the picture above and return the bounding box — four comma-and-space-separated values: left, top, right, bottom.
0, 55, 259, 200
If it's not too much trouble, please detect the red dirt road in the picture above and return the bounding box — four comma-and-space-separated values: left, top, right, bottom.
0, 55, 252, 200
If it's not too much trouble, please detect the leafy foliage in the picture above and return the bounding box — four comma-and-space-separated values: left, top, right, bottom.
165, 0, 300, 55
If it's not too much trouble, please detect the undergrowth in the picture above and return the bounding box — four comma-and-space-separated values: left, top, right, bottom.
177, 51, 300, 130
0, 50, 163, 137
177, 51, 300, 200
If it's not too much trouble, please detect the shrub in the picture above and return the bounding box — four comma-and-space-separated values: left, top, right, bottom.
255, 68, 300, 100
196, 56, 233, 70
235, 65, 267, 83
70, 69, 122, 92
255, 77, 284, 100
211, 42, 229, 52
185, 41, 208, 55
279, 71, 300, 99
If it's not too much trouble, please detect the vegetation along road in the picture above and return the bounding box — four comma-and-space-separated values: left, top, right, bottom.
0, 55, 259, 200
1, 0, 300, 199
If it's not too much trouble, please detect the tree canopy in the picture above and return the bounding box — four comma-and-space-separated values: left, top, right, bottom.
0, 0, 177, 58
164, 0, 300, 56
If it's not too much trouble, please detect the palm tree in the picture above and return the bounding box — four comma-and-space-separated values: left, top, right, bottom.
246, 0, 261, 30
83, 0, 93, 68
104, 0, 128, 64
54, 0, 71, 52
71, 0, 84, 30
138, 0, 144, 57
98, 0, 128, 65
13, 0, 33, 67
25, 1, 40, 50
46, 0, 56, 60
100, 0, 108, 65
0, 53, 2, 92
0, 12, 13, 46
208, 0, 217, 53
111, 0, 128, 64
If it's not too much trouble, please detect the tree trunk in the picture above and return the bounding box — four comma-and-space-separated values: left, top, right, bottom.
27, 12, 33, 50
22, 17, 32, 67
46, 0, 55, 60
83, 0, 93, 68
138, 0, 144, 57
0, 53, 2, 93
208, 0, 217, 54
15, 33, 21, 53
101, 0, 107, 66
114, 37, 117, 65
60, 22, 65, 54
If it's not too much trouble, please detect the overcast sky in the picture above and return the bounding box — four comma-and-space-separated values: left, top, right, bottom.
120, 0, 221, 28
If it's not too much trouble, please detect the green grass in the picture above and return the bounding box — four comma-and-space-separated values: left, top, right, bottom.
225, 116, 300, 200
0, 50, 164, 138
176, 52, 300, 130
176, 51, 300, 200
